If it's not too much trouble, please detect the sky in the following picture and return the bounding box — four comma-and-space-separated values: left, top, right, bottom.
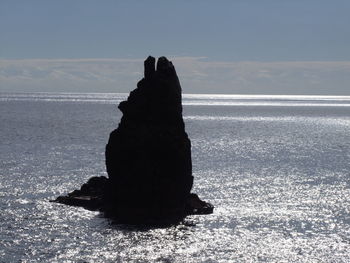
1, 0, 350, 95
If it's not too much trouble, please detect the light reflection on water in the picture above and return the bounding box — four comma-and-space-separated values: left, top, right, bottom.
0, 93, 349, 262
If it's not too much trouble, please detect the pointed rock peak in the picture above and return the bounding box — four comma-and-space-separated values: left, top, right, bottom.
144, 56, 155, 79
156, 56, 175, 76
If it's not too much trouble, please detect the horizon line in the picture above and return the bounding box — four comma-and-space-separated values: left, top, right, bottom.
1, 91, 350, 98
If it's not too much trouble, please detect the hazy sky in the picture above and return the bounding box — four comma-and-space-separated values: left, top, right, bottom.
1, 0, 350, 95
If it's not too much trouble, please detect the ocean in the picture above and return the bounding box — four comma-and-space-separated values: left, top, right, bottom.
0, 92, 349, 262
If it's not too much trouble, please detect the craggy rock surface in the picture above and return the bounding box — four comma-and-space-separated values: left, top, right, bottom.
53, 56, 213, 224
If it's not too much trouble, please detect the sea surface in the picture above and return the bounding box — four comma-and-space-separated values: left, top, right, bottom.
0, 92, 349, 262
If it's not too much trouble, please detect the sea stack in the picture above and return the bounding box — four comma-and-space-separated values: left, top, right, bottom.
52, 56, 213, 224
105, 56, 194, 222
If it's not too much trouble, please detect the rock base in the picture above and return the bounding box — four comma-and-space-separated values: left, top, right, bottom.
51, 176, 213, 225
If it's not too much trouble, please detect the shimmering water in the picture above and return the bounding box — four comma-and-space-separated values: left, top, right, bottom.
0, 92, 349, 262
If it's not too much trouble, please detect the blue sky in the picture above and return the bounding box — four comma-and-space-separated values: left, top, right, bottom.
1, 0, 350, 94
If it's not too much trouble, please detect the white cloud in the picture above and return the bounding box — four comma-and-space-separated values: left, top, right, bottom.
1, 58, 350, 95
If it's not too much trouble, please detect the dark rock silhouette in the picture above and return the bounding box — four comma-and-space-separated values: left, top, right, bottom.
54, 176, 107, 211
52, 56, 213, 224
